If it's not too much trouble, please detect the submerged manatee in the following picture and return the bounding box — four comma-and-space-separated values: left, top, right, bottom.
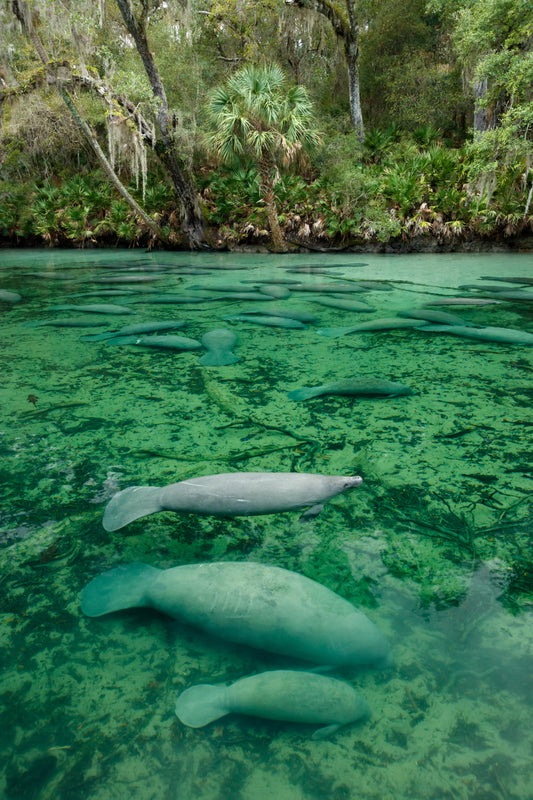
199, 328, 239, 365
175, 669, 371, 738
224, 314, 306, 329
49, 304, 136, 315
419, 324, 533, 345
317, 318, 427, 338
80, 320, 187, 341
0, 290, 21, 303
258, 285, 292, 299
105, 334, 201, 350
128, 294, 212, 304
102, 472, 363, 530
25, 318, 107, 328
291, 283, 369, 294
396, 308, 475, 326
81, 560, 390, 669
421, 297, 503, 307
288, 378, 414, 402
237, 308, 319, 323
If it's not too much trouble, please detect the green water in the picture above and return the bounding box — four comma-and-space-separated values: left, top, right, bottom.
1, 248, 532, 800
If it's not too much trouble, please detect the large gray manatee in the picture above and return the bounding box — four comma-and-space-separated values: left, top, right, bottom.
81, 561, 391, 669
175, 669, 371, 738
102, 472, 363, 531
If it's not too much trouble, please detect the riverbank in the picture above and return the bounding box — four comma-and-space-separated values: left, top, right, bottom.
2, 230, 533, 253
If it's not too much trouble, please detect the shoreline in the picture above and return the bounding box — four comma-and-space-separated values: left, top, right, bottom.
1, 231, 532, 254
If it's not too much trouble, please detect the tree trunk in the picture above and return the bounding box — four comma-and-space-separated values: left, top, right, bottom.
344, 0, 364, 141
258, 156, 286, 252
285, 0, 364, 139
10, 0, 166, 243
59, 89, 165, 240
473, 77, 489, 137
114, 0, 205, 249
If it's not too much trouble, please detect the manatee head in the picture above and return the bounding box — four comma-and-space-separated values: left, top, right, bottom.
343, 476, 363, 489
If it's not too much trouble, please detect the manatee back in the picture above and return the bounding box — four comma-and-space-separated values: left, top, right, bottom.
150, 562, 390, 668
227, 670, 371, 725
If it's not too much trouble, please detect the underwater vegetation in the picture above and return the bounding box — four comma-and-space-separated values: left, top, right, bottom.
1, 250, 532, 800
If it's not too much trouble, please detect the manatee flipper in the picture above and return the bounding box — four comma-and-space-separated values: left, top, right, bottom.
81, 562, 160, 617
103, 486, 163, 531
175, 685, 229, 728
312, 723, 341, 740
299, 502, 325, 520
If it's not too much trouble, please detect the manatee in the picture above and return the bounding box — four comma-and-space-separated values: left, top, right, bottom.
102, 471, 363, 531
175, 670, 371, 738
310, 297, 375, 313
421, 297, 503, 306
317, 317, 427, 338
201, 263, 249, 270
485, 290, 533, 301
209, 292, 274, 301
190, 284, 253, 292
457, 284, 512, 292
480, 276, 533, 286
244, 278, 301, 285
81, 560, 390, 669
396, 308, 475, 326
356, 281, 393, 291
105, 334, 201, 350
24, 272, 79, 280
199, 328, 239, 365
288, 378, 414, 402
285, 268, 368, 272
258, 285, 292, 298
24, 318, 107, 328
80, 320, 186, 341
224, 314, 306, 329
173, 268, 214, 275
90, 275, 164, 283
48, 304, 136, 315
237, 307, 319, 323
419, 324, 533, 345
291, 283, 369, 294
68, 290, 139, 297
0, 290, 21, 303
285, 267, 346, 275
128, 294, 212, 304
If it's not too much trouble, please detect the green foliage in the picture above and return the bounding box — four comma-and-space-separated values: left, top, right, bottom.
0, 0, 531, 248
205, 62, 320, 166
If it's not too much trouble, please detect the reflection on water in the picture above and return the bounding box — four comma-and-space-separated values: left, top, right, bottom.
1, 248, 532, 800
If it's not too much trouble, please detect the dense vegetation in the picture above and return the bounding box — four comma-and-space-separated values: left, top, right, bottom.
0, 0, 532, 251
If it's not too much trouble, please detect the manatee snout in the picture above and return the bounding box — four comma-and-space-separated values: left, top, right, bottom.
344, 476, 363, 489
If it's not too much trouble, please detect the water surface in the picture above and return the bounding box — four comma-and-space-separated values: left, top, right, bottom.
1, 249, 532, 800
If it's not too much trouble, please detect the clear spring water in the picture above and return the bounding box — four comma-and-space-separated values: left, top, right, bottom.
1, 248, 532, 800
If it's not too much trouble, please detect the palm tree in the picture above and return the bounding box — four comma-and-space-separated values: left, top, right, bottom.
206, 63, 320, 251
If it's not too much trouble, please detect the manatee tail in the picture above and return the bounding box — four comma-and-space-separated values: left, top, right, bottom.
103, 486, 163, 531
316, 327, 353, 338
175, 685, 229, 728
199, 352, 239, 366
287, 386, 322, 402
81, 562, 160, 617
